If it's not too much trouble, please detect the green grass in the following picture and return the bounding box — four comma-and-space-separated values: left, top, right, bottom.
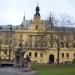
32, 64, 75, 75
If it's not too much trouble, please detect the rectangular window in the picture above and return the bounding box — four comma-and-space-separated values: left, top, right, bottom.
66, 43, 69, 48
29, 35, 32, 47
61, 42, 64, 48
4, 49, 8, 54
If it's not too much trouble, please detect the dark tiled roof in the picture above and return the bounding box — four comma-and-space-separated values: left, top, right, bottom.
0, 25, 16, 31
0, 20, 75, 32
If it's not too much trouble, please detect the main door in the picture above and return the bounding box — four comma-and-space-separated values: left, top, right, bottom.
49, 54, 54, 64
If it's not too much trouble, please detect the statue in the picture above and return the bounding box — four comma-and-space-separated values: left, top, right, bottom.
14, 43, 31, 71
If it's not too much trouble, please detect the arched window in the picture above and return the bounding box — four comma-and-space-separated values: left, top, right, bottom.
10, 26, 12, 30
62, 53, 64, 58
29, 52, 32, 57
66, 53, 69, 58
74, 53, 75, 58
35, 52, 37, 57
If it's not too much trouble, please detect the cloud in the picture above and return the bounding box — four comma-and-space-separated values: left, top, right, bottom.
0, 0, 75, 25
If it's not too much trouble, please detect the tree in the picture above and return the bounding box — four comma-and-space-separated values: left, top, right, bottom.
60, 14, 75, 27
48, 12, 64, 65
54, 31, 63, 65
47, 12, 74, 65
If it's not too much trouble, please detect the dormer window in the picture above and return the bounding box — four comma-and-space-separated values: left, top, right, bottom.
35, 25, 38, 30
10, 26, 12, 30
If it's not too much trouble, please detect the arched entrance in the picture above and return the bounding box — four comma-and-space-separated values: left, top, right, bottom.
49, 54, 54, 64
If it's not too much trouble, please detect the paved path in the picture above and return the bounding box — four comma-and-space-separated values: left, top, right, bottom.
0, 67, 36, 75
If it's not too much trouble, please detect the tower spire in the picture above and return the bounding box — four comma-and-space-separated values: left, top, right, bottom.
49, 12, 54, 28
23, 12, 25, 21
34, 4, 40, 17
37, 1, 38, 7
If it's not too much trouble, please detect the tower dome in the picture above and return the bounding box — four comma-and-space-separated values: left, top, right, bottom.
34, 4, 40, 17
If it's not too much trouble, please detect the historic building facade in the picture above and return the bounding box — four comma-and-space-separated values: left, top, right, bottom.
0, 5, 75, 64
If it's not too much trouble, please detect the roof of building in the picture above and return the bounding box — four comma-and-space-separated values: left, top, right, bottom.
0, 20, 75, 33
0, 5, 75, 32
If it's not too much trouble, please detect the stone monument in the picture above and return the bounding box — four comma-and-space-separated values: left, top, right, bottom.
14, 43, 31, 71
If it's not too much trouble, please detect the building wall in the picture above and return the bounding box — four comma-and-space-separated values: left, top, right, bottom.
24, 49, 75, 64
0, 7, 75, 64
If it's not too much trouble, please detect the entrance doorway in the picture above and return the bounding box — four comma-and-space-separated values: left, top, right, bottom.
49, 54, 54, 64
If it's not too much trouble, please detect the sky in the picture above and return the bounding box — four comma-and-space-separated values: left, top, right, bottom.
0, 0, 75, 25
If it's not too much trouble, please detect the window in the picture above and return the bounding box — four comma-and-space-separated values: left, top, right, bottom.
74, 53, 75, 58
66, 53, 69, 58
10, 26, 12, 30
35, 25, 38, 30
29, 35, 32, 47
35, 43, 38, 47
40, 53, 43, 57
73, 43, 75, 48
60, 34, 64, 40
42, 42, 47, 47
66, 43, 69, 48
29, 52, 32, 57
9, 40, 12, 44
4, 49, 8, 54
61, 42, 64, 48
35, 52, 37, 57
62, 53, 64, 58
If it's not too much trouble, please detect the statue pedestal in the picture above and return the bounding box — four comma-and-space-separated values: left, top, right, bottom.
22, 60, 31, 72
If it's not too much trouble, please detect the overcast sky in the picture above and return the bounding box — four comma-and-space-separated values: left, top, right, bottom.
0, 0, 75, 25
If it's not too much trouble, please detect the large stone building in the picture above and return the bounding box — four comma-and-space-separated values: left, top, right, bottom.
0, 5, 75, 64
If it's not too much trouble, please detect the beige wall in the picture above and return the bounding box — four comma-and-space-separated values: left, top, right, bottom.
0, 15, 75, 64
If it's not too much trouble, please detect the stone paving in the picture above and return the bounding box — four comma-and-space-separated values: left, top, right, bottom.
0, 67, 36, 75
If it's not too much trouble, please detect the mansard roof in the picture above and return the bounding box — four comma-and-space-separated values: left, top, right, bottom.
0, 20, 75, 33
0, 25, 16, 32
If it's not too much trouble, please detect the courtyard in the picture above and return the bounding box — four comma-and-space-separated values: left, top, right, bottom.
0, 64, 75, 75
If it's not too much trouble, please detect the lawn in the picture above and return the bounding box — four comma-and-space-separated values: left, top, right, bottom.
32, 64, 75, 75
